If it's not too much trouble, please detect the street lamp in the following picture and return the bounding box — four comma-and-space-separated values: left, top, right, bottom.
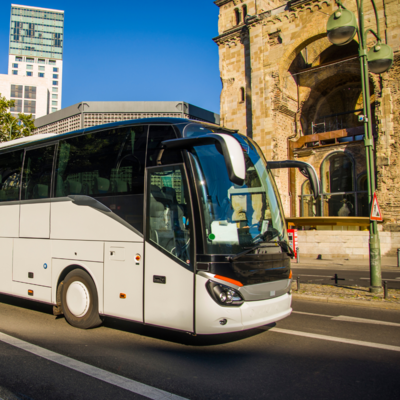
327, 0, 393, 293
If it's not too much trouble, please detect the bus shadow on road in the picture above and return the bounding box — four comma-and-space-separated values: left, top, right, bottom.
0, 294, 271, 346
102, 316, 271, 346
0, 294, 54, 315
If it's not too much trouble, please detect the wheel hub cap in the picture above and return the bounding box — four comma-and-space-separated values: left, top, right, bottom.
66, 281, 90, 317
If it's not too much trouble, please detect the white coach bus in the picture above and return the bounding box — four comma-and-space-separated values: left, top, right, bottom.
0, 118, 318, 334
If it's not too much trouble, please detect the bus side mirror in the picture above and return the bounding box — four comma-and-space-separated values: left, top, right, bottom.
267, 160, 320, 199
159, 134, 246, 186
214, 134, 245, 186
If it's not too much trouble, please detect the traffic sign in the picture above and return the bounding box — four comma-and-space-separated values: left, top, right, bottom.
370, 192, 383, 221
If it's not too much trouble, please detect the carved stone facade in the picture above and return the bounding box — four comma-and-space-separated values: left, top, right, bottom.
213, 0, 400, 237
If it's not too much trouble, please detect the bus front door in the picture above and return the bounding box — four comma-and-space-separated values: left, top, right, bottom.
144, 165, 194, 332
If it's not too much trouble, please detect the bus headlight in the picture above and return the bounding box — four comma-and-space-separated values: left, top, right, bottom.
206, 281, 244, 307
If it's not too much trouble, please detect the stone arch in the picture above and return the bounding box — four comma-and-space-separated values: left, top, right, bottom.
280, 32, 327, 79
319, 40, 359, 65
299, 67, 376, 135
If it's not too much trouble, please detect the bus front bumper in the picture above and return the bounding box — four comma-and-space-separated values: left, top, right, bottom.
195, 275, 292, 334
240, 292, 292, 331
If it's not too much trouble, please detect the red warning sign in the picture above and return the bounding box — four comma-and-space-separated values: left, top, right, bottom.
370, 192, 383, 221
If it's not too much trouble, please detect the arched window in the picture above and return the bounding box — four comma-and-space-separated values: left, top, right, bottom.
234, 8, 240, 25
242, 5, 248, 22
323, 152, 354, 193
240, 87, 245, 102
321, 152, 354, 216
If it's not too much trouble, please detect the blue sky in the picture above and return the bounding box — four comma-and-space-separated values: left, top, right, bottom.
0, 1, 222, 114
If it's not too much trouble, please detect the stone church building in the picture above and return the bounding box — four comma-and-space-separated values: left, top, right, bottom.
213, 0, 400, 257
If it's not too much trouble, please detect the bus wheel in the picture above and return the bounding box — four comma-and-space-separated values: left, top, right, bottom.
61, 269, 102, 329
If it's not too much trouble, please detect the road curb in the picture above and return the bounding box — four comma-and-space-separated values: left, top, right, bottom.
292, 294, 400, 310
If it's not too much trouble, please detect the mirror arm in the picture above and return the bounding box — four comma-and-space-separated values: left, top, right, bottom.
268, 160, 320, 199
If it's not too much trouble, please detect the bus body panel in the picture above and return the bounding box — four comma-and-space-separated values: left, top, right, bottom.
20, 202, 51, 238
0, 205, 19, 238
103, 241, 144, 322
50, 201, 142, 242
0, 238, 13, 294
13, 239, 52, 287
11, 280, 52, 303
144, 243, 194, 332
52, 259, 104, 313
51, 239, 104, 263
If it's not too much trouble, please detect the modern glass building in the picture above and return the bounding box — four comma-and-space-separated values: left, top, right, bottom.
0, 4, 65, 118
9, 4, 64, 60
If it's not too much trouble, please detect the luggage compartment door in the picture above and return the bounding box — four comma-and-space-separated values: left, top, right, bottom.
103, 242, 144, 322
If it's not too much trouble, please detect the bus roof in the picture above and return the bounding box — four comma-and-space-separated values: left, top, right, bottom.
0, 118, 229, 152
0, 133, 59, 151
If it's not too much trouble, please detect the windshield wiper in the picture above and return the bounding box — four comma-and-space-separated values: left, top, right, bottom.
274, 240, 295, 258
226, 240, 295, 262
226, 244, 263, 262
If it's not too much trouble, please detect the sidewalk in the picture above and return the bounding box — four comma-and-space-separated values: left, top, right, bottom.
291, 282, 400, 310
291, 256, 399, 270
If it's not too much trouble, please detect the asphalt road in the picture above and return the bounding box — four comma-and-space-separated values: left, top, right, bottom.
0, 294, 399, 400
291, 267, 400, 289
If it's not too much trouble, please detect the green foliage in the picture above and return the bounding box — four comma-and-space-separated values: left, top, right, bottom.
0, 93, 36, 142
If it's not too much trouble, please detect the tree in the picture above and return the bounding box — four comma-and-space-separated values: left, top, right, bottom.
0, 93, 35, 142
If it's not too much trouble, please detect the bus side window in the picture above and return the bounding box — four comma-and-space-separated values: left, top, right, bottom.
21, 145, 55, 200
0, 150, 23, 202
146, 125, 182, 167
147, 165, 191, 266
54, 126, 147, 233
55, 126, 147, 198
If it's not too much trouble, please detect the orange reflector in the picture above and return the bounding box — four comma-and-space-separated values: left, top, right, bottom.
289, 270, 293, 279
28, 290, 33, 296
135, 254, 141, 262
214, 275, 243, 287
120, 293, 126, 299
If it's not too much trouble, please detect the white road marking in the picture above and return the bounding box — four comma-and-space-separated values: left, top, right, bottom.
360, 278, 400, 282
296, 274, 333, 278
292, 311, 331, 318
292, 311, 400, 327
261, 327, 400, 352
332, 316, 400, 327
0, 332, 187, 400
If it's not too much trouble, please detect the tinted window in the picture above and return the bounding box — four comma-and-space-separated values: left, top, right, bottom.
147, 165, 192, 268
24, 86, 36, 99
55, 126, 147, 198
11, 85, 23, 98
11, 99, 22, 113
0, 150, 23, 202
24, 100, 36, 114
55, 126, 147, 233
21, 145, 55, 200
146, 125, 182, 167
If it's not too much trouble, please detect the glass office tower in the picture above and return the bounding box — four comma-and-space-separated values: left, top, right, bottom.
3, 4, 65, 117
9, 5, 64, 60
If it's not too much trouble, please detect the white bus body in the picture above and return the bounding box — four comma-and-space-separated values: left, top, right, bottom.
0, 119, 292, 334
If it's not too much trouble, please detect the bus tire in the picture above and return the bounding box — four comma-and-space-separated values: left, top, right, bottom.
61, 269, 102, 329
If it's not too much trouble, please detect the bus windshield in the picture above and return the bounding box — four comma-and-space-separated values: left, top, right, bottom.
189, 133, 287, 255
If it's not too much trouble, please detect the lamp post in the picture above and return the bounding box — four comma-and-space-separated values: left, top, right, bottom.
326, 0, 393, 293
